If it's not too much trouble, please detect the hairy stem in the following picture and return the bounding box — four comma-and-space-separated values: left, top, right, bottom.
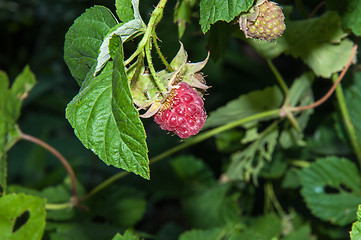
152, 30, 173, 71
145, 41, 168, 93
21, 133, 78, 202
333, 74, 361, 167
290, 44, 357, 112
80, 109, 281, 201
124, 0, 168, 66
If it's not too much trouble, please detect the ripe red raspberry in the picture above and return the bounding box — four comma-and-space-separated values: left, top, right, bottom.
154, 82, 207, 138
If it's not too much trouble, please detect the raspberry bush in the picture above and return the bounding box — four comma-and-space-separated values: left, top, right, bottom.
2, 0, 361, 239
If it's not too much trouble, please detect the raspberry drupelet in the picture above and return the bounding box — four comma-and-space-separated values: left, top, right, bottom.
154, 82, 207, 138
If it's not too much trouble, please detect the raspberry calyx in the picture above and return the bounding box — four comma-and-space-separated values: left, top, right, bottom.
154, 82, 206, 139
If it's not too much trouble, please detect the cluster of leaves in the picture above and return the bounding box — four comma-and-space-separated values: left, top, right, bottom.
1, 0, 361, 239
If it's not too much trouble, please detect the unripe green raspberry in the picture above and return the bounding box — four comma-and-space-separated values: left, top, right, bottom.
240, 0, 286, 41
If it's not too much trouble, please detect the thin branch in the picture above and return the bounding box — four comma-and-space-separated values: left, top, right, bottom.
145, 41, 168, 93
309, 1, 325, 18
290, 44, 358, 112
152, 30, 173, 71
21, 133, 78, 203
333, 73, 361, 167
267, 59, 290, 105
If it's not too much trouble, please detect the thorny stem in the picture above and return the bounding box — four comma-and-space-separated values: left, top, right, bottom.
333, 74, 361, 167
152, 30, 173, 71
124, 0, 168, 66
145, 41, 168, 93
21, 133, 78, 206
289, 44, 358, 112
79, 109, 281, 201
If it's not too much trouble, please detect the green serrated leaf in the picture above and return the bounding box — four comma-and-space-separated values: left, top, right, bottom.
115, 0, 134, 23
0, 67, 36, 194
66, 58, 149, 179
64, 5, 117, 85
179, 227, 229, 240
284, 11, 352, 78
199, 0, 254, 33
181, 183, 240, 228
226, 123, 279, 182
204, 85, 282, 129
351, 205, 361, 240
94, 19, 144, 75
112, 230, 141, 240
0, 193, 46, 240
111, 40, 149, 179
230, 214, 281, 239
326, 0, 361, 36
299, 156, 361, 226
115, 0, 142, 22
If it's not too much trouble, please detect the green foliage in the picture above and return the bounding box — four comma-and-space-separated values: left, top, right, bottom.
2, 0, 361, 239
182, 183, 241, 228
299, 156, 361, 225
249, 11, 354, 78
227, 123, 279, 182
66, 59, 149, 179
326, 0, 361, 36
0, 193, 46, 240
204, 85, 282, 129
199, 0, 254, 33
112, 230, 141, 240
351, 205, 361, 240
64, 6, 117, 85
0, 66, 36, 194
179, 227, 230, 240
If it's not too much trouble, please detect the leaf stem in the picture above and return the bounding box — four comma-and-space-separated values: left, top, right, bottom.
267, 59, 290, 105
333, 73, 361, 167
152, 30, 173, 71
79, 172, 128, 201
124, 0, 168, 66
20, 133, 78, 203
289, 44, 357, 113
79, 109, 281, 201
